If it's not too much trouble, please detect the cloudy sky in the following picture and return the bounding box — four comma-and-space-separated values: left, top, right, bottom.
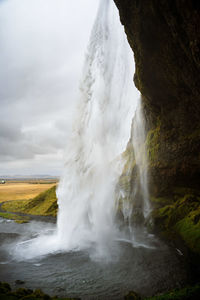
0, 0, 99, 176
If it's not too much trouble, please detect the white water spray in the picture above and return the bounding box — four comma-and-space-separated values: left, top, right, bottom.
132, 99, 151, 219
118, 96, 152, 248
56, 0, 138, 258
11, 0, 153, 261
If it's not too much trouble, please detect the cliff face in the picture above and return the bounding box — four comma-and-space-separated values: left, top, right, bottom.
114, 0, 200, 254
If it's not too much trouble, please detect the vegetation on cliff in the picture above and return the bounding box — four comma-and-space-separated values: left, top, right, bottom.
152, 191, 200, 255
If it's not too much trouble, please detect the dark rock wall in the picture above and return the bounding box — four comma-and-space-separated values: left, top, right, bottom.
114, 0, 200, 196
114, 0, 200, 254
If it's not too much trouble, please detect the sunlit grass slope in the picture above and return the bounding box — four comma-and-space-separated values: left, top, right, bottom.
0, 182, 57, 202
2, 185, 58, 217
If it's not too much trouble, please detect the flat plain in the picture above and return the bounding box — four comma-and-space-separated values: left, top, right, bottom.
0, 180, 58, 203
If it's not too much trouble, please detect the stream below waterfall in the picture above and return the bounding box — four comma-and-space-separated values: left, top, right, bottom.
0, 217, 191, 300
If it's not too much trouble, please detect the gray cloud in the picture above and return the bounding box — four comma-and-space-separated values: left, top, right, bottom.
0, 0, 99, 175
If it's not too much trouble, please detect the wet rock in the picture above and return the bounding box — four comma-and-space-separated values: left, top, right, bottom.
114, 0, 200, 257
131, 208, 145, 226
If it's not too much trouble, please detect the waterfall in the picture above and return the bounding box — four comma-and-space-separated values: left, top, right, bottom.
55, 0, 138, 258
12, 0, 153, 262
119, 98, 152, 248
132, 99, 151, 219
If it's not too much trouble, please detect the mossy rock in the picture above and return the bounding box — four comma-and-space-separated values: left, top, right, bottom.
175, 213, 200, 255
152, 193, 200, 255
146, 118, 161, 165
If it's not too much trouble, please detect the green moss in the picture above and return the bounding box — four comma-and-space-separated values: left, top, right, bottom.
152, 194, 200, 255
150, 196, 173, 208
117, 142, 137, 208
175, 212, 200, 254
146, 118, 161, 165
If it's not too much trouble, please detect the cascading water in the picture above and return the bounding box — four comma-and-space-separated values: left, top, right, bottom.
131, 99, 151, 219
56, 0, 138, 258
11, 0, 153, 261
117, 96, 152, 248
125, 99, 153, 247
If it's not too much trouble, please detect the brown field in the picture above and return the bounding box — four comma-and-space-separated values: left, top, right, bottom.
0, 180, 58, 203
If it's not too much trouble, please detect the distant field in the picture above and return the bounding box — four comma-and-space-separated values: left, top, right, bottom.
0, 180, 58, 203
